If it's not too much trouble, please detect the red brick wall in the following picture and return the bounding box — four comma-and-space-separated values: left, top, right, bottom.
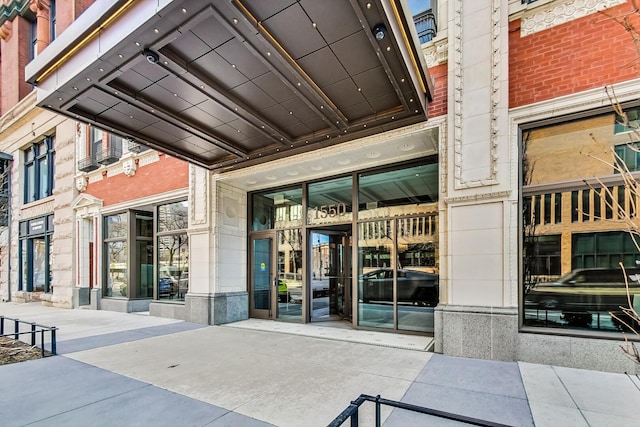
427, 63, 447, 118
85, 155, 190, 206
510, 2, 640, 108
0, 16, 32, 116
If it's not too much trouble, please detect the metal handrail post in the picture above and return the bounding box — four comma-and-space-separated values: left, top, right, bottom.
375, 395, 381, 427
51, 327, 57, 355
14, 318, 19, 340
350, 404, 358, 427
40, 330, 45, 357
1, 315, 4, 335
31, 322, 36, 345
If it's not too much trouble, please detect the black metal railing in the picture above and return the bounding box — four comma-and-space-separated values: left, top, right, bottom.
96, 146, 123, 165
328, 394, 513, 427
77, 156, 99, 172
127, 139, 148, 153
413, 10, 437, 44
0, 316, 57, 357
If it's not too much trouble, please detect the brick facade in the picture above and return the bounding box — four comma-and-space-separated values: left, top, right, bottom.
427, 63, 447, 118
85, 155, 189, 206
0, 16, 32, 116
509, 2, 640, 108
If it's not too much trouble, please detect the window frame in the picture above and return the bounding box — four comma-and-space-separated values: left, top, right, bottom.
23, 135, 55, 204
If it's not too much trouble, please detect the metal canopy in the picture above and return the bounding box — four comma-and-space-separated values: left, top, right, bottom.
26, 0, 432, 171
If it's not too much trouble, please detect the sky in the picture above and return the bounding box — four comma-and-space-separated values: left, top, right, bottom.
407, 0, 431, 14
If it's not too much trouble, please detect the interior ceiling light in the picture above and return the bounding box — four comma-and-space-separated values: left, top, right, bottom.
372, 23, 387, 40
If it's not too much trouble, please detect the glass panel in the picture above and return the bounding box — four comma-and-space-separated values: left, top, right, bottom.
522, 112, 640, 332
136, 212, 153, 237
252, 187, 303, 231
358, 220, 393, 329
32, 238, 46, 292
252, 238, 271, 310
157, 201, 188, 232
136, 240, 154, 299
105, 213, 128, 238
307, 176, 353, 225
19, 241, 26, 291
106, 241, 128, 298
39, 156, 48, 199
276, 229, 303, 322
26, 163, 35, 203
358, 162, 438, 220
397, 216, 439, 332
157, 234, 188, 301
310, 230, 350, 320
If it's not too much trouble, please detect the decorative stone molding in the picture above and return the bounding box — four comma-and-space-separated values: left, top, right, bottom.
510, 78, 640, 124
452, 0, 501, 189
71, 193, 103, 218
0, 0, 29, 31
121, 157, 136, 177
21, 199, 54, 219
75, 176, 87, 192
423, 37, 448, 68
444, 190, 511, 204
0, 20, 12, 40
189, 165, 210, 226
521, 0, 625, 37
137, 151, 159, 167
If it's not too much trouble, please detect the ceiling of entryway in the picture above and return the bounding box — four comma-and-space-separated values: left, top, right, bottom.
27, 0, 432, 171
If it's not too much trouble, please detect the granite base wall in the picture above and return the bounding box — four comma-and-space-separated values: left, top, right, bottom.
149, 301, 186, 321
99, 298, 151, 313
435, 305, 518, 361
185, 292, 248, 325
517, 332, 640, 374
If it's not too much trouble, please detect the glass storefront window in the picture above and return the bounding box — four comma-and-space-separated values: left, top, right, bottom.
18, 215, 53, 293
106, 241, 128, 298
157, 201, 189, 301
522, 109, 640, 332
157, 234, 188, 301
397, 216, 438, 332
158, 201, 188, 232
252, 187, 303, 231
136, 212, 153, 298
307, 176, 353, 225
247, 156, 440, 333
358, 220, 394, 329
106, 213, 128, 238
358, 162, 438, 220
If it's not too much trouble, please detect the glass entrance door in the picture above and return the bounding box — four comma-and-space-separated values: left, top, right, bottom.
310, 228, 352, 321
250, 234, 276, 319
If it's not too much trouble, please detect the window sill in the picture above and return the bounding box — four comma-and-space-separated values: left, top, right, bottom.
21, 195, 55, 210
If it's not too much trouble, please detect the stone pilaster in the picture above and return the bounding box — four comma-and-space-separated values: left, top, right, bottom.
439, 0, 517, 360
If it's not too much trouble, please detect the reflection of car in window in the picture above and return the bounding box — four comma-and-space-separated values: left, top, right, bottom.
525, 267, 640, 326
158, 266, 180, 297
360, 268, 439, 306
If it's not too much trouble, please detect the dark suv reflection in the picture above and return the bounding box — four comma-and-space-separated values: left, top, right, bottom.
525, 267, 640, 327
360, 268, 439, 307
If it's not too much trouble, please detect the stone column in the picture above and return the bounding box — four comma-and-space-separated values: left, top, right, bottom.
436, 0, 518, 361
183, 165, 248, 324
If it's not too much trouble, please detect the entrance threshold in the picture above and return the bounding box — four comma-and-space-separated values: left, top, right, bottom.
222, 319, 434, 352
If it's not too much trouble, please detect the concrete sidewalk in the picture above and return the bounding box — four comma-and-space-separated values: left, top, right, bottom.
1, 302, 639, 426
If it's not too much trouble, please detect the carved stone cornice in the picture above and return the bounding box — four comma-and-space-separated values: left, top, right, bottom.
0, 0, 31, 28
521, 0, 625, 37
423, 37, 448, 68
